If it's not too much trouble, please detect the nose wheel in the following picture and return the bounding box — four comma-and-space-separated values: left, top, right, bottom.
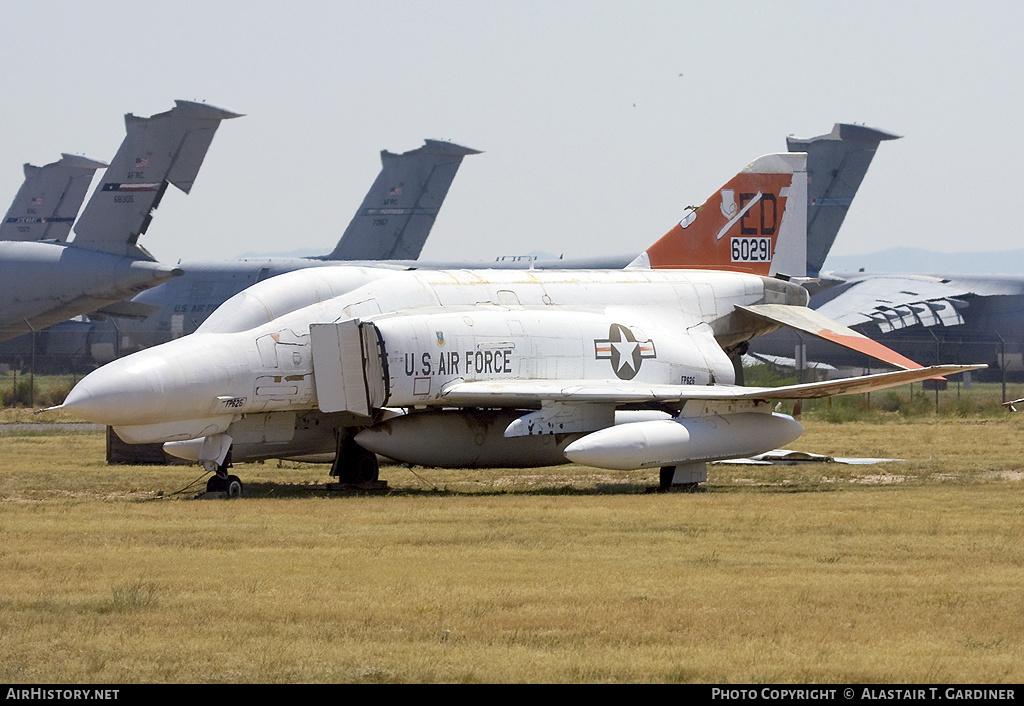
206, 473, 243, 498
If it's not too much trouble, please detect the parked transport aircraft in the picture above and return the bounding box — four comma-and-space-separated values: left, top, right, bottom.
0, 100, 240, 343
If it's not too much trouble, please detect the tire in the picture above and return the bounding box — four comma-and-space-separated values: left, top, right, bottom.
225, 475, 243, 499
355, 454, 379, 484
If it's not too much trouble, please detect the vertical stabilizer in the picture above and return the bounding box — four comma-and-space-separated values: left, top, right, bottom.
325, 139, 481, 261
70, 100, 243, 259
1, 154, 107, 243
629, 152, 807, 278
788, 123, 900, 277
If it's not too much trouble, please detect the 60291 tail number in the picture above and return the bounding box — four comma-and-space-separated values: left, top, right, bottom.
731, 237, 772, 262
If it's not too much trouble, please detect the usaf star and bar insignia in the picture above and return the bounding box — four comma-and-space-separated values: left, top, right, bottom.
594, 323, 656, 380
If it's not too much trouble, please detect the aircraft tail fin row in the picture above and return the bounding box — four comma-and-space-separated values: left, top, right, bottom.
629, 153, 808, 278
71, 100, 243, 259
325, 139, 482, 261
1, 154, 107, 244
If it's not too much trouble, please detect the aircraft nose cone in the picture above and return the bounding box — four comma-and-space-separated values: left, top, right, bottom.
61, 356, 167, 426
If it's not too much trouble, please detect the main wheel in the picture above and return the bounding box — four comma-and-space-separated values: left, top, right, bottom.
354, 453, 379, 484
225, 475, 243, 498
659, 466, 674, 489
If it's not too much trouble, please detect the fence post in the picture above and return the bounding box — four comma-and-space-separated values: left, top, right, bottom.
996, 333, 1006, 403
26, 321, 37, 409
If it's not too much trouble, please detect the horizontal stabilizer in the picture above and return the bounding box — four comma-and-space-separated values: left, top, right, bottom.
437, 364, 984, 407
71, 100, 242, 258
160, 101, 244, 194
736, 303, 924, 370
1, 154, 107, 243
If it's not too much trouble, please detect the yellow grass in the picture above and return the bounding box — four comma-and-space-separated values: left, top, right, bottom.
1, 420, 1022, 683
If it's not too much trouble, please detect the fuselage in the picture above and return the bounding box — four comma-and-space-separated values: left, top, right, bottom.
61, 266, 808, 447
0, 240, 182, 342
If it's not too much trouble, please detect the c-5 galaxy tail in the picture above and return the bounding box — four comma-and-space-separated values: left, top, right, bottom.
324, 139, 481, 261
788, 123, 900, 277
0, 154, 107, 243
71, 100, 243, 259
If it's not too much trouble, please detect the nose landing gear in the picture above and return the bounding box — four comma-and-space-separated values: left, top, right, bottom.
194, 434, 243, 499
202, 447, 243, 499
205, 471, 243, 498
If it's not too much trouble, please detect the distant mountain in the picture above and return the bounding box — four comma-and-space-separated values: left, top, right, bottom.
822, 248, 1024, 276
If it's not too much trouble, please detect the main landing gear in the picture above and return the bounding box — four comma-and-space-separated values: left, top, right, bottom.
649, 463, 707, 493
327, 432, 386, 492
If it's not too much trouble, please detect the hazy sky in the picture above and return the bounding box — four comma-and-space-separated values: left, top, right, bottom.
2, 1, 1021, 268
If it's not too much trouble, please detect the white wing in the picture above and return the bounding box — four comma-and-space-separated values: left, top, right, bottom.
438, 365, 983, 408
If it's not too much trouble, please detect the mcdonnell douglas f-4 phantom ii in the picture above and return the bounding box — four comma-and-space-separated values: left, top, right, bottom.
0, 100, 241, 344
54, 151, 982, 495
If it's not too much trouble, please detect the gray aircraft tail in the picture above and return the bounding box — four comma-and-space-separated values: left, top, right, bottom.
325, 139, 481, 261
1, 154, 107, 243
71, 100, 243, 259
788, 123, 900, 277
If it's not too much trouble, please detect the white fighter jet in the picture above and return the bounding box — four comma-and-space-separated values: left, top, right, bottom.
54, 151, 981, 495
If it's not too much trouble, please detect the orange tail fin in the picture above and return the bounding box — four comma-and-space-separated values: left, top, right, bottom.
629, 153, 807, 277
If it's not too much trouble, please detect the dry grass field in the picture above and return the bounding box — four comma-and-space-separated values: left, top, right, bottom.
1, 413, 1022, 683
